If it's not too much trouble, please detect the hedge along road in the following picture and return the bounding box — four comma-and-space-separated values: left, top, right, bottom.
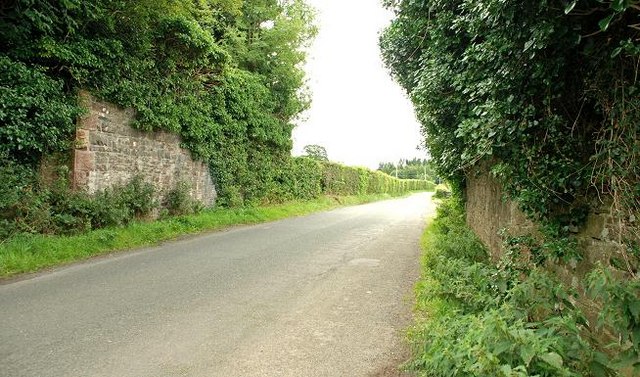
0, 193, 436, 377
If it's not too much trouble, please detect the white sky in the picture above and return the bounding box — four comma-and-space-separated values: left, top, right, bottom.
291, 0, 427, 169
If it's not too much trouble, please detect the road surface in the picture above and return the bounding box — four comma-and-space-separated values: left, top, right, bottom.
0, 193, 435, 377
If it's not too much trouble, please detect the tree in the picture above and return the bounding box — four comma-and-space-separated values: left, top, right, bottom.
377, 158, 435, 181
302, 144, 328, 161
0, 0, 317, 206
380, 0, 640, 219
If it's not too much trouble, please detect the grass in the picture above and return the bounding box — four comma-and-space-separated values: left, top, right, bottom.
0, 193, 413, 279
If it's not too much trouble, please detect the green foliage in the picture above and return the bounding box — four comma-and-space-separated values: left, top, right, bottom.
433, 186, 451, 199
0, 159, 157, 238
381, 0, 640, 224
89, 176, 157, 229
0, 0, 317, 207
163, 181, 201, 216
0, 191, 415, 278
410, 200, 628, 377
302, 144, 328, 161
319, 162, 433, 197
378, 158, 437, 181
587, 266, 640, 373
0, 57, 80, 164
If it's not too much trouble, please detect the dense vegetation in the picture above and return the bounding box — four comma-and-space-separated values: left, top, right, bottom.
0, 187, 427, 278
0, 155, 432, 240
381, 0, 639, 375
412, 200, 636, 377
0, 0, 314, 208
0, 0, 434, 241
381, 0, 639, 223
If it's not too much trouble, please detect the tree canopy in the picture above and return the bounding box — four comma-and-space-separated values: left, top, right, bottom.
302, 144, 328, 161
0, 0, 316, 206
380, 0, 640, 221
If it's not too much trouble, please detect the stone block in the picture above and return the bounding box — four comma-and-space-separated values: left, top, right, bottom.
583, 213, 607, 240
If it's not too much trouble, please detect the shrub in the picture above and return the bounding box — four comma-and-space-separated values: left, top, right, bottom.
163, 181, 199, 216
410, 199, 618, 376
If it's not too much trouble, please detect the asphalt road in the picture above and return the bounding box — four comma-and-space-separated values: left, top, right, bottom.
0, 193, 435, 377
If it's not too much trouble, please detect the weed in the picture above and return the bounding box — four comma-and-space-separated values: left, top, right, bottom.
409, 199, 626, 376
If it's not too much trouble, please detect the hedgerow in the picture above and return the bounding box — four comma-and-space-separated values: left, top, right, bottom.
0, 0, 316, 207
382, 1, 639, 374
0, 154, 433, 240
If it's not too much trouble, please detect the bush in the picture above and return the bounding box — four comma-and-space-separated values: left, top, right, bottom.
163, 181, 200, 216
88, 176, 156, 228
410, 199, 618, 377
433, 187, 451, 199
0, 165, 157, 240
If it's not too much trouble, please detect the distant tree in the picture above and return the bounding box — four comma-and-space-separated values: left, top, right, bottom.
302, 144, 328, 161
377, 158, 436, 181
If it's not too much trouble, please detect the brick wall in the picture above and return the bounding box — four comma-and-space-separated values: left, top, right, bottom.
73, 92, 216, 207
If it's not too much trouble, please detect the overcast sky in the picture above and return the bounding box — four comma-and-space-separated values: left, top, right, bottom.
291, 0, 427, 169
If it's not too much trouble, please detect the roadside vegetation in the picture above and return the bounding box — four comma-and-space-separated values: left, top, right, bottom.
0, 0, 317, 208
381, 1, 639, 375
0, 156, 433, 278
0, 0, 434, 275
0, 155, 433, 240
411, 199, 637, 376
0, 190, 427, 279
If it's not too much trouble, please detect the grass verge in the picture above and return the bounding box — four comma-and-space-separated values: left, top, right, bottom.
0, 193, 412, 279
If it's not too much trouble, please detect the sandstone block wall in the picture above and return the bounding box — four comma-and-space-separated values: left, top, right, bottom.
465, 160, 625, 267
465, 160, 535, 260
466, 162, 635, 377
73, 92, 216, 207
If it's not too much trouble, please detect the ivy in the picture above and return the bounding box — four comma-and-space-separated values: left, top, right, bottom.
0, 0, 316, 206
380, 0, 639, 223
382, 1, 640, 374
411, 200, 622, 377
0, 56, 80, 164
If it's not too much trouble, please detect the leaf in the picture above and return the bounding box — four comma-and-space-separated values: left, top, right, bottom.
520, 345, 535, 366
524, 40, 534, 51
611, 46, 623, 58
500, 364, 512, 375
628, 299, 640, 321
612, 0, 625, 12
564, 0, 578, 14
598, 14, 615, 32
540, 352, 564, 369
494, 340, 512, 356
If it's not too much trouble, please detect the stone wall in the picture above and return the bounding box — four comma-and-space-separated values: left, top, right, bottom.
465, 160, 535, 260
465, 160, 632, 341
466, 162, 637, 376
73, 92, 216, 207
465, 160, 626, 269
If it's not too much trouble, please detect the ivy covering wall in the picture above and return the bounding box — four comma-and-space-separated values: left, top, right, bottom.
0, 0, 434, 239
0, 0, 314, 206
381, 1, 639, 375
381, 0, 639, 222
